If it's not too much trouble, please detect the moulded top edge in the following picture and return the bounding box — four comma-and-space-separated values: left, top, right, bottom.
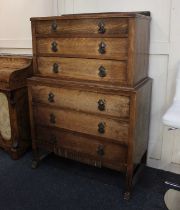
30, 11, 151, 21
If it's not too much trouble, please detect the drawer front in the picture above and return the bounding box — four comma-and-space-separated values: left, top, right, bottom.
33, 106, 129, 143
36, 38, 128, 60
37, 57, 127, 84
31, 85, 130, 118
35, 18, 128, 37
36, 126, 127, 171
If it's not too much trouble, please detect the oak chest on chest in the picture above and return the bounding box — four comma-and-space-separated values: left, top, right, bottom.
28, 12, 152, 199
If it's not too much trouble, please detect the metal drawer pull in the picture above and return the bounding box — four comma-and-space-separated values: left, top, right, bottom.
51, 41, 58, 52
51, 20, 57, 31
98, 99, 105, 111
98, 122, 105, 134
98, 66, 106, 77
98, 42, 106, 54
48, 92, 55, 103
52, 63, 59, 73
98, 21, 106, 34
97, 145, 105, 156
50, 113, 56, 124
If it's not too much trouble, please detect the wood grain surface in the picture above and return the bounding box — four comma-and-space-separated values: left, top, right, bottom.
36, 57, 127, 85
35, 18, 128, 37
36, 38, 128, 60
33, 105, 129, 143
36, 126, 127, 171
0, 56, 32, 159
29, 12, 151, 199
31, 85, 130, 118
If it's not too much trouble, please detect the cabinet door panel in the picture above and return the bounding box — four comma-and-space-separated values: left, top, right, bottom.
0, 93, 11, 141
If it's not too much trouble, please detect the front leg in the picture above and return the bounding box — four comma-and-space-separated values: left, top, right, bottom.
32, 146, 40, 169
123, 151, 147, 200
31, 144, 51, 169
123, 166, 133, 200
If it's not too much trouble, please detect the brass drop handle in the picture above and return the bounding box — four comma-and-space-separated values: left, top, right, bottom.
51, 20, 58, 31
98, 122, 105, 134
98, 21, 106, 34
50, 113, 56, 124
98, 99, 105, 111
52, 63, 59, 73
98, 66, 106, 78
48, 92, 55, 103
97, 145, 105, 156
98, 42, 106, 54
51, 41, 58, 52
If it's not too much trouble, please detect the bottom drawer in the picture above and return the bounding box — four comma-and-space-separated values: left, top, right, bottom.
36, 126, 127, 172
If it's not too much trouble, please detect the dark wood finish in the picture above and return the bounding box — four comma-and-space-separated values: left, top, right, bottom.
124, 79, 152, 199
0, 55, 33, 159
29, 12, 152, 200
127, 18, 150, 86
36, 126, 127, 171
133, 79, 152, 164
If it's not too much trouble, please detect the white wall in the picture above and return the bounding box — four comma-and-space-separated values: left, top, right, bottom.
0, 0, 180, 173
0, 0, 58, 54
58, 0, 180, 174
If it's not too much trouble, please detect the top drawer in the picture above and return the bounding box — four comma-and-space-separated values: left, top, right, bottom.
35, 18, 128, 37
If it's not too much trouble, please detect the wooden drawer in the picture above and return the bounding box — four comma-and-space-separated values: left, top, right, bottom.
36, 38, 128, 60
31, 85, 130, 119
36, 126, 127, 171
35, 18, 128, 37
33, 105, 129, 143
36, 57, 127, 85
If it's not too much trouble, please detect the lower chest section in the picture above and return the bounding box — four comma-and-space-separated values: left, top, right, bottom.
29, 83, 133, 171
